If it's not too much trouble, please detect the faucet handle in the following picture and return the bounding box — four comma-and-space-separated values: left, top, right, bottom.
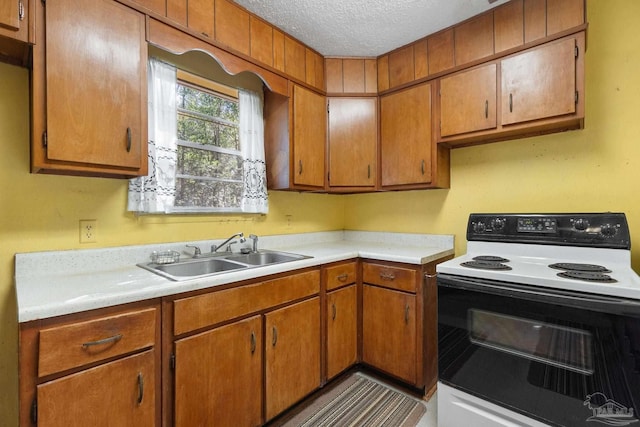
249, 234, 259, 252
186, 244, 201, 257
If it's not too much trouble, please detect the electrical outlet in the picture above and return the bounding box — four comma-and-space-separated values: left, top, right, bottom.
79, 220, 97, 243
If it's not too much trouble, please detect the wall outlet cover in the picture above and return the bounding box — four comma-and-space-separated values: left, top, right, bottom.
79, 220, 97, 243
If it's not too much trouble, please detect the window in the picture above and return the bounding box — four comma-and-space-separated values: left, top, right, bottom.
175, 73, 243, 210
128, 58, 268, 214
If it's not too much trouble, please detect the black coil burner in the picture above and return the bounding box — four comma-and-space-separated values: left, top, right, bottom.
549, 263, 612, 273
473, 255, 510, 263
461, 260, 512, 271
557, 270, 617, 283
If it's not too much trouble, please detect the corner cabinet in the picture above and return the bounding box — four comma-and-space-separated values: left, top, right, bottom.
19, 303, 160, 426
31, 0, 148, 178
327, 97, 377, 191
438, 32, 585, 147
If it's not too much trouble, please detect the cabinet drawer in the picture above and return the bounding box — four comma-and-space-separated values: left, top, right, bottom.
174, 269, 320, 335
362, 262, 417, 293
324, 261, 357, 291
38, 307, 157, 377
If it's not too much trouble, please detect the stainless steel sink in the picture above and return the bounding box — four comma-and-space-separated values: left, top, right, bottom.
225, 250, 308, 266
138, 250, 311, 281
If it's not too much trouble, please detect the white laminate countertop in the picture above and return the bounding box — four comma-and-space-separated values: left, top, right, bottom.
15, 230, 454, 323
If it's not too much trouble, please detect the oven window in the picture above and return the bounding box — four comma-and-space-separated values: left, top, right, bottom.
468, 309, 594, 374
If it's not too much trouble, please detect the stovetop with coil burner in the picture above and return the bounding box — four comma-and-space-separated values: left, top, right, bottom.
437, 213, 640, 299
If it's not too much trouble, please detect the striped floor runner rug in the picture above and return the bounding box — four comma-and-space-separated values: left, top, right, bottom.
283, 374, 426, 427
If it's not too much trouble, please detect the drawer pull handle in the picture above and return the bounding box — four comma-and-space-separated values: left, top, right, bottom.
421, 160, 425, 175
509, 93, 513, 113
367, 164, 371, 179
81, 334, 122, 349
272, 326, 278, 347
298, 160, 303, 175
405, 305, 410, 324
337, 273, 348, 282
250, 331, 256, 354
137, 372, 144, 405
379, 271, 396, 281
332, 303, 337, 321
484, 100, 488, 118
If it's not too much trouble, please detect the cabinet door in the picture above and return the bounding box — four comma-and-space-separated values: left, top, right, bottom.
44, 0, 146, 172
37, 350, 156, 427
380, 82, 432, 187
0, 0, 21, 32
501, 37, 577, 126
362, 285, 417, 384
188, 0, 214, 38
440, 63, 497, 137
292, 85, 326, 188
265, 297, 321, 421
328, 97, 377, 188
327, 285, 358, 379
174, 315, 262, 427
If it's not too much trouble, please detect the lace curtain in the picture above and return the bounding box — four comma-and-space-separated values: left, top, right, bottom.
127, 58, 178, 213
239, 89, 269, 214
128, 59, 268, 214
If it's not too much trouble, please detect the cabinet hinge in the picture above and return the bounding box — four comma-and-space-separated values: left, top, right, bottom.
18, 0, 24, 20
42, 131, 47, 149
31, 398, 37, 424
575, 46, 579, 58
170, 353, 176, 371
575, 91, 579, 104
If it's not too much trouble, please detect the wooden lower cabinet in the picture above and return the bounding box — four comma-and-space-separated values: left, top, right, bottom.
265, 297, 321, 421
174, 315, 263, 427
37, 350, 156, 427
362, 284, 418, 385
326, 284, 358, 380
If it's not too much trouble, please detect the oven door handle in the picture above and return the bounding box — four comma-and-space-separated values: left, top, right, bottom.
438, 273, 640, 315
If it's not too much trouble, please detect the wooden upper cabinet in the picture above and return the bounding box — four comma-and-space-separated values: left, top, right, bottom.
494, 0, 524, 53
215, 0, 250, 56
128, 0, 165, 15
325, 58, 343, 93
427, 29, 454, 76
377, 55, 390, 92
380, 82, 433, 187
455, 13, 494, 65
440, 63, 497, 137
33, 0, 147, 177
167, 0, 187, 26
547, 0, 584, 35
414, 38, 428, 80
292, 85, 326, 188
285, 36, 306, 82
249, 16, 273, 66
524, 0, 546, 43
328, 97, 377, 189
342, 58, 365, 93
364, 59, 377, 93
305, 48, 324, 90
188, 0, 214, 39
388, 45, 414, 88
0, 0, 21, 32
501, 36, 577, 125
326, 58, 376, 94
273, 29, 285, 72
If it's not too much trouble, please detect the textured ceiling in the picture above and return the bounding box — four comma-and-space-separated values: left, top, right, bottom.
234, 0, 509, 57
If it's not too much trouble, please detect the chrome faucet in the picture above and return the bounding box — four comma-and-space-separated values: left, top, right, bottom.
186, 244, 202, 257
212, 232, 245, 253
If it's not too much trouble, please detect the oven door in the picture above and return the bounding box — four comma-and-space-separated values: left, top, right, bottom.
438, 273, 640, 427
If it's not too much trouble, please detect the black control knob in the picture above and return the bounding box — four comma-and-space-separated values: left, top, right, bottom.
492, 218, 505, 231
600, 223, 617, 237
473, 221, 486, 233
573, 218, 589, 231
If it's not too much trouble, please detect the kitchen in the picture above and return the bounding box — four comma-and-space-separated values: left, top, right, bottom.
1, 0, 639, 426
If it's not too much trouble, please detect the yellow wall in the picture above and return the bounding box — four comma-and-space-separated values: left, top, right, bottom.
346, 0, 640, 270
1, 0, 638, 425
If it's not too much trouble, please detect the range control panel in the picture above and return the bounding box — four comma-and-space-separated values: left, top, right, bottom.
467, 213, 631, 249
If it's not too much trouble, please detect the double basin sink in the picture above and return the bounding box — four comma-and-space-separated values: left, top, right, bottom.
139, 250, 311, 281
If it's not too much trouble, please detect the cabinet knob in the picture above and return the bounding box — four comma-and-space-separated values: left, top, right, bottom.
367, 164, 371, 179
421, 160, 425, 175
509, 93, 513, 113
485, 100, 489, 119
404, 304, 410, 324
332, 303, 337, 321
250, 331, 256, 354
272, 326, 278, 346
298, 160, 303, 175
